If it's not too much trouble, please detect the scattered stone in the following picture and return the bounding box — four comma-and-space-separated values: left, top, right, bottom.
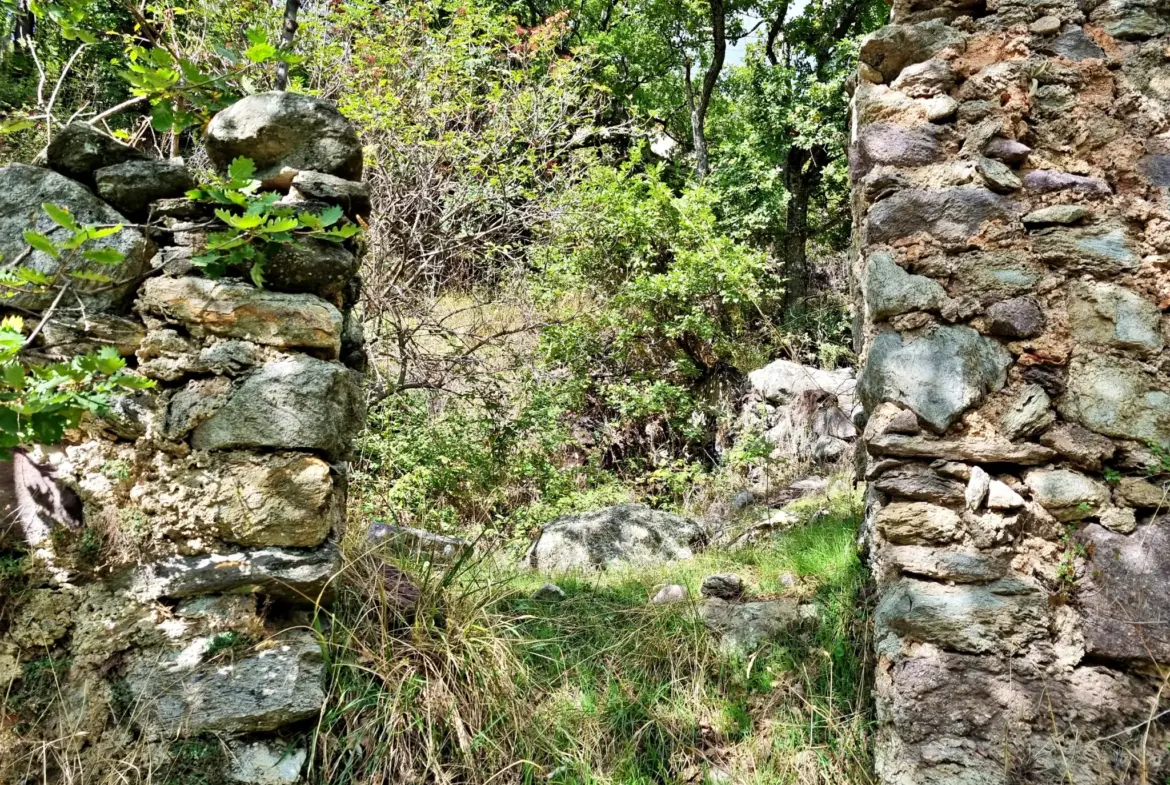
890, 59, 956, 97
875, 577, 1047, 654
1116, 477, 1167, 508
127, 630, 325, 734
858, 325, 1011, 433
206, 92, 363, 185
191, 355, 363, 459
0, 163, 150, 313
291, 170, 371, 218
94, 159, 194, 218
131, 544, 341, 604
263, 238, 359, 299
139, 276, 344, 355
532, 582, 567, 601
868, 433, 1057, 464
866, 187, 1017, 246
864, 250, 947, 321
983, 137, 1031, 165
985, 297, 1045, 339
876, 502, 962, 545
700, 573, 745, 600
1025, 469, 1110, 521
1039, 26, 1106, 60
851, 123, 942, 178
1058, 352, 1170, 445
1099, 506, 1137, 534
859, 20, 967, 82
1079, 518, 1170, 662
1023, 170, 1110, 195
45, 122, 145, 184
873, 465, 966, 505
1021, 205, 1089, 226
227, 740, 307, 785
887, 545, 1008, 582
1029, 15, 1061, 35
1068, 281, 1163, 354
966, 466, 990, 510
986, 480, 1026, 510
367, 522, 470, 561
976, 157, 1022, 192
700, 597, 801, 653
651, 584, 689, 605
525, 504, 707, 571
378, 563, 421, 618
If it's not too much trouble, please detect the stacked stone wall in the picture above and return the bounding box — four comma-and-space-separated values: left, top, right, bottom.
0, 92, 367, 783
851, 2, 1170, 783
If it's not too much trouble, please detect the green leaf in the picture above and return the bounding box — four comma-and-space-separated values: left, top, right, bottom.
249, 260, 265, 288
245, 43, 277, 63
244, 26, 267, 46
227, 157, 255, 182
259, 217, 298, 234
86, 225, 123, 240
2, 364, 25, 391
68, 271, 114, 283
215, 209, 264, 230
318, 205, 344, 227
0, 119, 34, 135
23, 230, 58, 258
151, 101, 175, 132
82, 248, 125, 265
42, 203, 78, 230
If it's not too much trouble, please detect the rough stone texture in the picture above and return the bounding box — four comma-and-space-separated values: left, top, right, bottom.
94, 159, 194, 218
0, 163, 150, 312
191, 355, 363, 458
227, 741, 307, 784
263, 238, 359, 299
208, 452, 335, 547
1068, 281, 1163, 354
699, 597, 802, 653
1059, 352, 1170, 445
876, 502, 961, 545
866, 187, 1016, 246
858, 326, 1011, 432
651, 584, 689, 604
885, 545, 1007, 582
139, 276, 343, 355
46, 122, 146, 183
131, 544, 341, 603
700, 573, 745, 600
985, 297, 1045, 338
1039, 423, 1116, 470
1025, 469, 1110, 521
859, 20, 967, 82
291, 169, 372, 218
525, 504, 706, 571
127, 630, 325, 734
864, 250, 947, 321
851, 124, 942, 178
206, 92, 363, 185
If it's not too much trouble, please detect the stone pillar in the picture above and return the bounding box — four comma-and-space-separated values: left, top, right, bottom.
0, 92, 367, 783
851, 4, 1170, 783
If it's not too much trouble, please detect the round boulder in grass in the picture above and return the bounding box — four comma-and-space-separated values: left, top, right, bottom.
205, 92, 363, 187
525, 504, 707, 572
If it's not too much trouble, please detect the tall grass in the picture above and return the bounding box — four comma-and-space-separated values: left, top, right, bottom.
311, 486, 873, 785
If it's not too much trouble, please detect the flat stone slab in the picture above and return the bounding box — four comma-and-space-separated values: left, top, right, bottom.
130, 544, 340, 604
525, 504, 706, 571
700, 597, 802, 653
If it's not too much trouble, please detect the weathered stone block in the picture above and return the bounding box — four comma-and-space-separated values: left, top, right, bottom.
864, 250, 947, 321
1035, 226, 1141, 275
525, 504, 706, 571
700, 597, 802, 652
1025, 469, 1110, 521
263, 238, 358, 299
208, 452, 334, 547
866, 187, 1017, 246
886, 545, 1008, 582
94, 159, 194, 218
876, 502, 962, 544
851, 124, 942, 179
1058, 351, 1170, 444
868, 432, 1056, 463
1068, 281, 1163, 354
45, 122, 145, 184
291, 170, 371, 218
859, 20, 966, 82
131, 543, 340, 603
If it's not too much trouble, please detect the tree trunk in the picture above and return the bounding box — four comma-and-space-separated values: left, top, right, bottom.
13, 0, 34, 44
687, 0, 726, 181
781, 145, 826, 319
274, 0, 300, 91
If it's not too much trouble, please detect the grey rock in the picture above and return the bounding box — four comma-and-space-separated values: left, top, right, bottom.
976, 157, 1022, 192
1025, 469, 1110, 521
859, 20, 967, 82
263, 238, 359, 299
45, 122, 145, 184
1079, 517, 1170, 662
997, 384, 1054, 441
130, 544, 341, 603
532, 582, 567, 601
192, 356, 363, 459
700, 597, 802, 653
887, 545, 1008, 583
0, 163, 150, 312
700, 573, 745, 600
1058, 351, 1170, 445
291, 170, 371, 218
227, 740, 306, 784
1039, 26, 1106, 60
206, 92, 362, 185
922, 94, 958, 122
1022, 364, 1066, 398
873, 465, 967, 505
876, 577, 1046, 654
1090, 0, 1165, 39
851, 124, 942, 179
367, 521, 470, 561
127, 630, 324, 734
1022, 204, 1090, 225
525, 504, 706, 571
864, 250, 947, 321
747, 359, 857, 412
987, 480, 1026, 510
958, 100, 994, 124
1029, 15, 1061, 35
94, 159, 194, 218
651, 584, 689, 604
985, 297, 1045, 339
1138, 154, 1170, 187
890, 59, 956, 97
1023, 170, 1111, 195
946, 251, 1046, 305
37, 313, 145, 358
859, 326, 1012, 432
1099, 506, 1137, 534
163, 376, 234, 440
983, 137, 1031, 165
1035, 225, 1141, 275
868, 432, 1057, 464
965, 466, 990, 511
1068, 281, 1163, 354
866, 187, 1017, 246
1116, 477, 1168, 508
876, 502, 962, 545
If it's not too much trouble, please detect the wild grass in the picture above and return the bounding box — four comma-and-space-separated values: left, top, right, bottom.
310, 484, 873, 785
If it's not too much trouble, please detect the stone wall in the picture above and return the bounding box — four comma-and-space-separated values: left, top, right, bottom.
0, 92, 367, 783
851, 3, 1170, 783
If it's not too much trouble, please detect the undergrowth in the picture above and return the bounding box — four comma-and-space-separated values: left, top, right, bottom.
312, 484, 873, 785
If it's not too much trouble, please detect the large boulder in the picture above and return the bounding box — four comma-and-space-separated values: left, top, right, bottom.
190, 355, 363, 459
126, 630, 325, 735
45, 122, 145, 184
524, 504, 706, 571
138, 276, 343, 356
205, 92, 363, 185
0, 164, 150, 312
859, 325, 1012, 433
747, 358, 857, 412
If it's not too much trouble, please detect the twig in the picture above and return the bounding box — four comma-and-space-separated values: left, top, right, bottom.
24, 282, 72, 350
44, 43, 88, 150
86, 96, 148, 127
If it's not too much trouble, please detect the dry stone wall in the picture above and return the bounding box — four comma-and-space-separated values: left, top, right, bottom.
852, 2, 1170, 783
0, 93, 367, 784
